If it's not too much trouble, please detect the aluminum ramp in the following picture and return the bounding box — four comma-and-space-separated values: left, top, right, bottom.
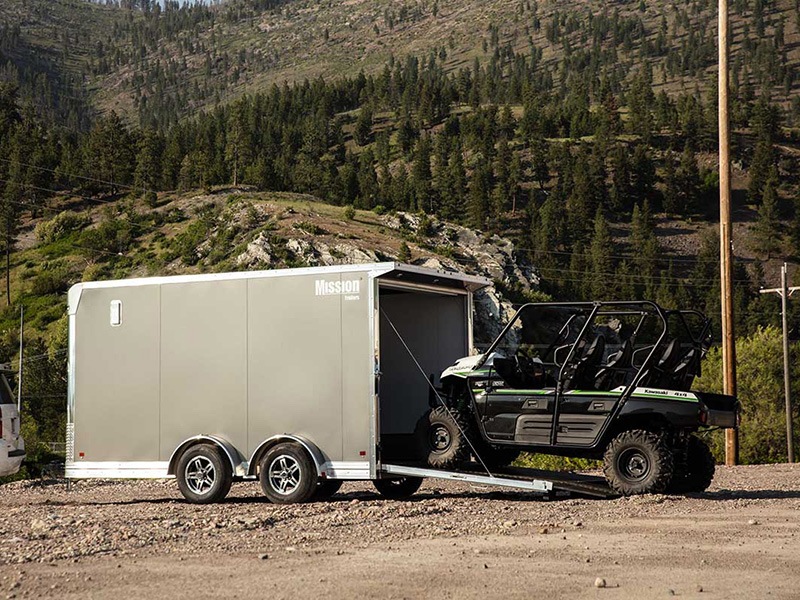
382, 462, 615, 499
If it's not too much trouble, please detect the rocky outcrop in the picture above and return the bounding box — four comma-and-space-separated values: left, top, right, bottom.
233, 210, 539, 347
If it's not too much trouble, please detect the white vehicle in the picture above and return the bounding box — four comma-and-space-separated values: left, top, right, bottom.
0, 366, 24, 478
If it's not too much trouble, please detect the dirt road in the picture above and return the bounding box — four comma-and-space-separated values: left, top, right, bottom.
1, 464, 798, 599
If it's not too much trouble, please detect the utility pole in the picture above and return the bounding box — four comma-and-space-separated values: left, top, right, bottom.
719, 0, 738, 465
760, 263, 798, 463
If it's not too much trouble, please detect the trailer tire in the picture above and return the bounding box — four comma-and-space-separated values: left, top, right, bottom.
415, 407, 468, 469
176, 443, 233, 504
314, 479, 343, 500
668, 436, 715, 493
373, 477, 423, 499
603, 429, 673, 496
259, 443, 317, 504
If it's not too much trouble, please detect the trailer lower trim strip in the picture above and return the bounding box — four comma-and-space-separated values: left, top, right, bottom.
66, 461, 170, 479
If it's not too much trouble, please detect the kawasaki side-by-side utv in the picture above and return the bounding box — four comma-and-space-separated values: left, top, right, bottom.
416, 301, 738, 495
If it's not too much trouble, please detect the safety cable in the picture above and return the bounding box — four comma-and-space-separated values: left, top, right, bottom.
379, 307, 495, 479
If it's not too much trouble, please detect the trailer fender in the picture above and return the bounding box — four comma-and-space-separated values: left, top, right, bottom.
168, 435, 247, 478
247, 435, 326, 478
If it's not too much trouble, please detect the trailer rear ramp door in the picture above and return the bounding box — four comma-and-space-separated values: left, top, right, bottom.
382, 462, 616, 499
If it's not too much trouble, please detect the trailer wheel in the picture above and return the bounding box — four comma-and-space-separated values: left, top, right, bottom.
176, 443, 233, 504
314, 479, 343, 500
415, 407, 468, 469
373, 477, 423, 500
668, 436, 715, 493
603, 429, 674, 496
259, 443, 317, 504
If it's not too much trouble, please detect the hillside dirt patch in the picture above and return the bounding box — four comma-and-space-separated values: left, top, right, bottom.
0, 464, 798, 599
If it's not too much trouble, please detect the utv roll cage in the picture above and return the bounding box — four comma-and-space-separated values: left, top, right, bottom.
476, 300, 711, 398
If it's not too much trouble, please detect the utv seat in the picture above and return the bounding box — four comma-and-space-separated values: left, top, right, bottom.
671, 347, 701, 391
594, 339, 634, 391
563, 334, 605, 391
493, 355, 548, 390
640, 338, 683, 389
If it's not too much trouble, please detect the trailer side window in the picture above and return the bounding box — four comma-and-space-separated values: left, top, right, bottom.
110, 300, 122, 327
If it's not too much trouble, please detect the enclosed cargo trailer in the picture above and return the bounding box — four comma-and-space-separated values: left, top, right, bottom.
66, 263, 566, 503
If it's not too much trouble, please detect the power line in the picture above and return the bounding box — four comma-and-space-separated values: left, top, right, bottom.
0, 157, 139, 194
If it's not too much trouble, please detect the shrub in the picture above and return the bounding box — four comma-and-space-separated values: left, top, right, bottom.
343, 205, 356, 220
694, 326, 800, 464
34, 212, 92, 245
31, 262, 72, 295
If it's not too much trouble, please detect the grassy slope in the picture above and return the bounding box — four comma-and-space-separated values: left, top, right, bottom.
0, 188, 469, 341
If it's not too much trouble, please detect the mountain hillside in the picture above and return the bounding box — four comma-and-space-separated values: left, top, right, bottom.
2, 0, 800, 126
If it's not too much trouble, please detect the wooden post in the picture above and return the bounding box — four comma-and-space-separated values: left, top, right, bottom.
719, 0, 738, 465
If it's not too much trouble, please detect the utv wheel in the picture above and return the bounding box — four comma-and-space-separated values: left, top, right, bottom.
415, 407, 468, 469
373, 477, 423, 500
669, 436, 715, 493
314, 479, 343, 500
603, 430, 674, 496
259, 443, 317, 504
176, 444, 233, 504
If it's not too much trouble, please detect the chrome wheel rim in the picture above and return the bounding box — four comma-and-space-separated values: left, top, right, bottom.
268, 455, 302, 495
185, 456, 216, 495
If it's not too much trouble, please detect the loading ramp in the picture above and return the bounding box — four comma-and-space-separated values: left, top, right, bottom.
382, 462, 616, 499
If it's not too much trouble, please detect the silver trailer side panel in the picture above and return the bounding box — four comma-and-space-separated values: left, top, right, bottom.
73, 285, 161, 463
160, 280, 248, 462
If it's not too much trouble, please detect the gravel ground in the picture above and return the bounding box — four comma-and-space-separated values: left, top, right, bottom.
0, 464, 798, 599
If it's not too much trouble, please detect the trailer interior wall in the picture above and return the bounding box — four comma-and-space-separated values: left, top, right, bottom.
378, 285, 468, 457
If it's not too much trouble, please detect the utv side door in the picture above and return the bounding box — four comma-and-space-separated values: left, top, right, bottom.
552, 303, 666, 447
478, 305, 591, 446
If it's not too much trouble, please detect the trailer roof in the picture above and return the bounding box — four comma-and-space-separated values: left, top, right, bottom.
68, 263, 491, 313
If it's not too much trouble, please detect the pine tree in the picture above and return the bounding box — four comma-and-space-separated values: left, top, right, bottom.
676, 143, 701, 215
566, 150, 594, 242
468, 163, 490, 229
354, 106, 373, 146
588, 207, 613, 298
754, 173, 782, 258
411, 135, 433, 212
531, 134, 549, 189
630, 143, 655, 205
440, 146, 466, 221
134, 128, 163, 204
662, 149, 680, 215
609, 144, 631, 212
398, 241, 411, 262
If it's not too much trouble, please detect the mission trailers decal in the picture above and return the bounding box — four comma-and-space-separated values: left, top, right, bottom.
314, 278, 361, 301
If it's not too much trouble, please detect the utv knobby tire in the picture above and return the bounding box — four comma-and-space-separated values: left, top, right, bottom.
669, 436, 715, 494
314, 479, 344, 500
259, 443, 317, 505
415, 407, 469, 469
176, 443, 233, 504
603, 429, 674, 496
373, 477, 423, 499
